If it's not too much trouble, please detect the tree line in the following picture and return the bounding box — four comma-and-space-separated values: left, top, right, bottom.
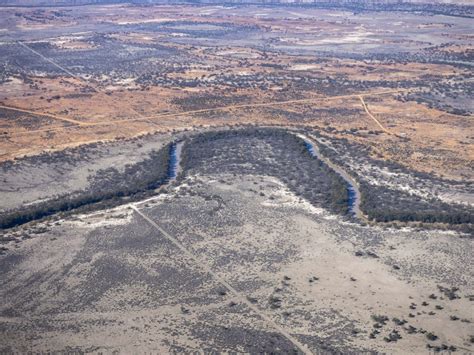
0, 143, 174, 229
180, 128, 351, 216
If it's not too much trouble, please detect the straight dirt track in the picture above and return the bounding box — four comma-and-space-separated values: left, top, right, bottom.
6, 89, 405, 136
131, 205, 313, 355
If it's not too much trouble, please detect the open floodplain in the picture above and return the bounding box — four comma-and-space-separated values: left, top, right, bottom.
1, 128, 473, 353
1, 170, 473, 353
0, 1, 473, 353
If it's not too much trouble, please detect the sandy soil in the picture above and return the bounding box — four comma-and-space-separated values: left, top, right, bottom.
1, 4, 472, 180
0, 174, 472, 353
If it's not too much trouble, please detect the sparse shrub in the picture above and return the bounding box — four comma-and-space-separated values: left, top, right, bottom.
371, 315, 389, 325
384, 330, 402, 342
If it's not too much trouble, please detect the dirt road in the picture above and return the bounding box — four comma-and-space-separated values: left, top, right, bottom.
0, 104, 86, 126
18, 41, 82, 80
131, 205, 313, 355
358, 95, 392, 135
6, 89, 405, 136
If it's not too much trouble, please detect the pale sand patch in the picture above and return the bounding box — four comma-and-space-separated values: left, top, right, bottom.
114, 18, 176, 25
290, 64, 322, 71
63, 206, 134, 229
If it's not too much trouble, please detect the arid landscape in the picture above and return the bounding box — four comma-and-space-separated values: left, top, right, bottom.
0, 1, 473, 353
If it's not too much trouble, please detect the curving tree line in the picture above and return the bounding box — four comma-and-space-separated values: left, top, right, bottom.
180, 128, 350, 215
0, 143, 173, 229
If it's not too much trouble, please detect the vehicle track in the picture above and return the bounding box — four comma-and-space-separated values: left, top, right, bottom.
131, 205, 313, 355
0, 104, 86, 126
18, 41, 81, 80
358, 95, 392, 135
6, 89, 405, 136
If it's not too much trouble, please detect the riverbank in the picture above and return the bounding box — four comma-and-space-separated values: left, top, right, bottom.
298, 134, 367, 221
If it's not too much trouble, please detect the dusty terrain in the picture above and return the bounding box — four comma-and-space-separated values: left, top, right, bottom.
0, 2, 473, 354
0, 4, 472, 180
0, 174, 472, 353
